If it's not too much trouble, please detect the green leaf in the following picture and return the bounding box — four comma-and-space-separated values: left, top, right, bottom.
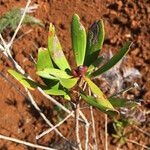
42, 83, 71, 100
71, 14, 86, 66
48, 23, 70, 71
37, 68, 72, 79
43, 88, 66, 95
8, 69, 38, 90
84, 77, 116, 111
80, 93, 118, 116
108, 97, 127, 108
109, 97, 140, 109
59, 78, 78, 89
84, 20, 105, 66
90, 42, 132, 77
36, 48, 53, 71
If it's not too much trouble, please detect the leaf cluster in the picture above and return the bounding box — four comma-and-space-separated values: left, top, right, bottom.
8, 14, 134, 116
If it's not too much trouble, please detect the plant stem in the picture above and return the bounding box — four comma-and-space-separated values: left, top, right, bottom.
90, 106, 98, 150
105, 114, 108, 150
88, 88, 98, 150
75, 103, 82, 150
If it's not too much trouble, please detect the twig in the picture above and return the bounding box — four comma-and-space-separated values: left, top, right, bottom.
37, 87, 72, 115
75, 103, 82, 150
127, 139, 150, 150
84, 117, 89, 150
0, 34, 7, 47
134, 126, 150, 137
14, 29, 33, 43
0, 134, 56, 150
77, 81, 89, 150
36, 111, 74, 140
110, 83, 139, 97
80, 82, 89, 150
25, 88, 67, 141
0, 71, 28, 99
8, 0, 31, 47
89, 88, 98, 150
90, 107, 98, 150
0, 43, 4, 51
105, 114, 108, 150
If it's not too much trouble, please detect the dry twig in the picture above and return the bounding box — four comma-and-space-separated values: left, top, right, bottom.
88, 88, 98, 150
105, 114, 108, 150
127, 139, 150, 150
36, 111, 74, 140
75, 103, 82, 150
0, 134, 56, 150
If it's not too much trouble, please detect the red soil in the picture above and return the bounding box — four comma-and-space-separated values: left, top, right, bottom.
0, 0, 149, 149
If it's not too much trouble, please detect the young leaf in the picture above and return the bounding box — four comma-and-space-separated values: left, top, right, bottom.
80, 93, 117, 116
48, 23, 70, 71
90, 42, 132, 77
84, 20, 105, 66
36, 48, 53, 71
84, 77, 116, 111
59, 78, 78, 89
8, 69, 38, 90
71, 14, 86, 66
37, 68, 72, 79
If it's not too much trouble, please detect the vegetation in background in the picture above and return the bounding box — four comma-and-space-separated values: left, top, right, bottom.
0, 5, 44, 33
